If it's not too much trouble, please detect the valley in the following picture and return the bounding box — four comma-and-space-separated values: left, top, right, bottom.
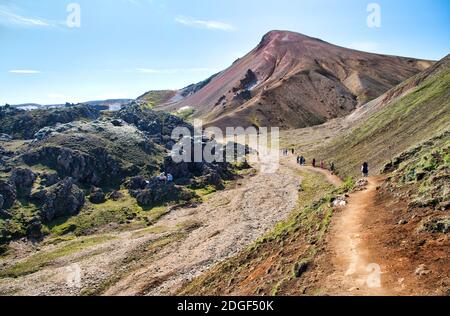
0, 30, 448, 297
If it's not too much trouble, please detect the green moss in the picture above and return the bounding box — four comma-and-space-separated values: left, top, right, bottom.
130, 225, 170, 238
47, 191, 167, 237
0, 235, 114, 278
174, 108, 196, 121
193, 185, 217, 200
271, 278, 288, 296
0, 201, 41, 245
138, 90, 176, 109
388, 135, 449, 208
292, 258, 310, 278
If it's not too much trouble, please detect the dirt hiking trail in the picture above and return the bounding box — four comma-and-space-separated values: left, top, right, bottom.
322, 177, 396, 295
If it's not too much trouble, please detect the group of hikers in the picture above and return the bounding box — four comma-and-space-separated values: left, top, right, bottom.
282, 148, 295, 156
285, 149, 369, 177
293, 151, 336, 173
158, 172, 174, 183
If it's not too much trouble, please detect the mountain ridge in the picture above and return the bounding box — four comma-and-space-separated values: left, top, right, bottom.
142, 30, 434, 129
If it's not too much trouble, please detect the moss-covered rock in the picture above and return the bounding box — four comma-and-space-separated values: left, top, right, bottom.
0, 104, 100, 140
40, 178, 85, 222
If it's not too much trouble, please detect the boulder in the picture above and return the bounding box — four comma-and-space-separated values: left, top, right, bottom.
0, 104, 100, 140
0, 134, 12, 142
40, 172, 60, 187
415, 264, 431, 276
10, 168, 36, 196
0, 146, 14, 158
293, 260, 309, 278
111, 119, 124, 127
126, 176, 148, 190
108, 190, 124, 201
136, 190, 153, 206
353, 179, 369, 192
89, 187, 106, 204
115, 103, 192, 143
0, 180, 16, 210
40, 178, 85, 222
30, 189, 48, 204
134, 178, 194, 206
26, 217, 44, 240
332, 195, 348, 207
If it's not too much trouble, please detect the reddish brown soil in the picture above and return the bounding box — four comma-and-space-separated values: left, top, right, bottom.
156, 30, 433, 129
178, 163, 449, 296
300, 178, 450, 296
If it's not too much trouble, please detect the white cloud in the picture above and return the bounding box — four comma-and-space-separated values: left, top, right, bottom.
0, 6, 53, 28
175, 15, 235, 31
9, 70, 41, 74
348, 41, 380, 52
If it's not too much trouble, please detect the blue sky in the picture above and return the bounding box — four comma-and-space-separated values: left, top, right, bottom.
0, 0, 449, 105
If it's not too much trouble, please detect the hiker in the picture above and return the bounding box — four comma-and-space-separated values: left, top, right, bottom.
291, 148, 295, 155
302, 157, 307, 166
300, 156, 305, 166
361, 162, 369, 178
330, 161, 335, 174
312, 158, 316, 168
158, 172, 167, 182
320, 161, 325, 169
167, 173, 174, 182
297, 155, 301, 164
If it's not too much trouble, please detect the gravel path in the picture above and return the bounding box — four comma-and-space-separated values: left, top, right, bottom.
105, 158, 301, 295
0, 158, 302, 296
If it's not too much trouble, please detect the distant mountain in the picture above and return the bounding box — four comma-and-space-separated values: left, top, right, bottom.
9, 99, 134, 111
312, 54, 450, 178
143, 30, 433, 129
137, 73, 220, 109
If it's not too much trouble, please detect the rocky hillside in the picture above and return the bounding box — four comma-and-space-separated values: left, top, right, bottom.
149, 30, 433, 129
308, 54, 450, 179
0, 105, 100, 140
0, 103, 243, 253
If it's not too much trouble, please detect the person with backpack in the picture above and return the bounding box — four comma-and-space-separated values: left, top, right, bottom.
361, 162, 369, 178
330, 161, 335, 174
